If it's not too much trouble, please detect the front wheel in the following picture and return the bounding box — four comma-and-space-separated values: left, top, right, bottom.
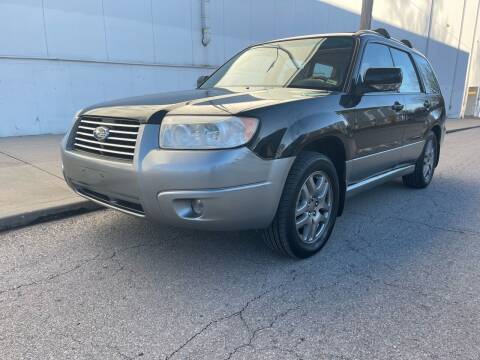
403, 131, 438, 188
263, 152, 340, 259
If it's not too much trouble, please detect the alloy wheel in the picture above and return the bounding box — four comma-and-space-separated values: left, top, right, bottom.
423, 139, 435, 181
295, 171, 333, 244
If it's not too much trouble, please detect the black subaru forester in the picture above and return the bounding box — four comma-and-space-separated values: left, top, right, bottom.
62, 29, 445, 258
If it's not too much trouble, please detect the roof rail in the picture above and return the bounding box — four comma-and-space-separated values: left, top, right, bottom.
400, 39, 413, 48
355, 28, 414, 49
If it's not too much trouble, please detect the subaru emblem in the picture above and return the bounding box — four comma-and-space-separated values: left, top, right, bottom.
93, 126, 110, 141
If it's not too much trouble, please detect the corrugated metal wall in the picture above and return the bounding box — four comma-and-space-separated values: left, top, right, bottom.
0, 0, 478, 136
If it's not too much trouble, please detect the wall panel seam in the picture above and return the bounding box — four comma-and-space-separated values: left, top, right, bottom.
41, 0, 50, 56
0, 55, 218, 69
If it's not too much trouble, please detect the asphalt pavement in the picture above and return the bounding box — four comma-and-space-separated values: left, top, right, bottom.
1, 128, 480, 360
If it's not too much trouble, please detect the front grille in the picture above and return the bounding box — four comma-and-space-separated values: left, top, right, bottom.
73, 116, 140, 161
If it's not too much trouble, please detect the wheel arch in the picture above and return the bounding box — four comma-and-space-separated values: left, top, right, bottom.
430, 124, 442, 167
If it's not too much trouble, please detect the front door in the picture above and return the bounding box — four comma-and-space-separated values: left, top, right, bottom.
347, 42, 405, 184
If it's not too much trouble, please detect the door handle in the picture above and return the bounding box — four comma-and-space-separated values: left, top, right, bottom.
392, 102, 404, 112
424, 100, 431, 109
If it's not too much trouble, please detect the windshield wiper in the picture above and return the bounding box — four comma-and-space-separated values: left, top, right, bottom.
255, 44, 300, 70
265, 47, 279, 73
287, 84, 334, 91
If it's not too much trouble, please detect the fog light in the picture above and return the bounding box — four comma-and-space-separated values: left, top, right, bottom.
191, 199, 204, 215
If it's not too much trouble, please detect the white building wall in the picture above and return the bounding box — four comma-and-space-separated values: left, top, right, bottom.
471, 34, 480, 87
0, 0, 478, 137
372, 0, 480, 118
467, 2, 480, 88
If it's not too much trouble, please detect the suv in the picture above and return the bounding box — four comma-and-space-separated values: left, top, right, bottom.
61, 29, 445, 259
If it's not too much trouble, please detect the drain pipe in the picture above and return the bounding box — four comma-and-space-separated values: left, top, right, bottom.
200, 0, 211, 46
448, 0, 467, 116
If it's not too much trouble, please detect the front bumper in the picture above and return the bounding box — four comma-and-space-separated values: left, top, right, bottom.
61, 124, 293, 230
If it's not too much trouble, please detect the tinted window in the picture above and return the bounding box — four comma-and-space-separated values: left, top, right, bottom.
201, 37, 355, 91
413, 53, 441, 94
390, 48, 421, 93
359, 43, 394, 80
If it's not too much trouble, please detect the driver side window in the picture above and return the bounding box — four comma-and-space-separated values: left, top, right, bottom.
359, 43, 394, 81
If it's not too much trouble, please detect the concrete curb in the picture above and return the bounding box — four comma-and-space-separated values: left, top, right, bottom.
446, 125, 480, 134
0, 200, 102, 232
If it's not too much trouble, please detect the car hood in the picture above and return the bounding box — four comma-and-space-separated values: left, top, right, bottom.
81, 87, 332, 123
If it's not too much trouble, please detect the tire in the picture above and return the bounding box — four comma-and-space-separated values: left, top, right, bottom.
402, 131, 438, 189
263, 152, 340, 259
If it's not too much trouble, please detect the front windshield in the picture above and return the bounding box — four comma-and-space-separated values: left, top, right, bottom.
201, 36, 355, 91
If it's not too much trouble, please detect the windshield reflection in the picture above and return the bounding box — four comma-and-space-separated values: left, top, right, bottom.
201, 36, 355, 91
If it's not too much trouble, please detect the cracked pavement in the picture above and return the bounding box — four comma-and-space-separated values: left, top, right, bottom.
1, 128, 480, 359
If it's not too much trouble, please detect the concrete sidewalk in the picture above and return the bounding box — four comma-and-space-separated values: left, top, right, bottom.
0, 135, 98, 231
0, 117, 478, 231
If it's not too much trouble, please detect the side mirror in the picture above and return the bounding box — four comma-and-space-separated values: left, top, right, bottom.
363, 67, 402, 92
197, 75, 209, 88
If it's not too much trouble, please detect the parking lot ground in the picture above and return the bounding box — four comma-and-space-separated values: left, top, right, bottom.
1, 128, 480, 359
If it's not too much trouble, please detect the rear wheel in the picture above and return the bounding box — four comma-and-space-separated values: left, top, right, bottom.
403, 131, 438, 188
263, 152, 340, 259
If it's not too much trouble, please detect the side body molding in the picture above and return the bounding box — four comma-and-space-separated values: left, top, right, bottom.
345, 140, 424, 186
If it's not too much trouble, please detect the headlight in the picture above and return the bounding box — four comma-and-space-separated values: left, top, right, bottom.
159, 116, 259, 149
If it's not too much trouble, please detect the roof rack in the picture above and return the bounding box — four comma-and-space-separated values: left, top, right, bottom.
400, 39, 413, 48
355, 28, 413, 49
356, 28, 414, 49
373, 28, 390, 38
355, 28, 391, 39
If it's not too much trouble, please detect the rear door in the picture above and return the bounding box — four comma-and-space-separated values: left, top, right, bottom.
389, 47, 425, 162
347, 42, 404, 184
412, 53, 444, 134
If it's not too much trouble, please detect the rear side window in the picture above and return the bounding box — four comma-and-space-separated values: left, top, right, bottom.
413, 53, 441, 94
389, 48, 421, 93
359, 43, 394, 80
